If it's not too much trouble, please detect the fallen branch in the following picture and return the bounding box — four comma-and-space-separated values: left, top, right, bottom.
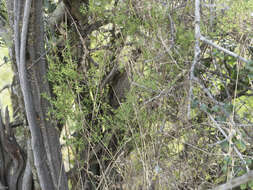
211, 170, 253, 190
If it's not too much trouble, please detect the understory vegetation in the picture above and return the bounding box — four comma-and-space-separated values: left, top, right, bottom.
0, 0, 253, 189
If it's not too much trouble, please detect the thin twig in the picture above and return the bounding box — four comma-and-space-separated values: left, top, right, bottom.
131, 82, 157, 93
64, 6, 88, 55
193, 76, 224, 106
168, 12, 175, 47
207, 113, 249, 171
100, 64, 118, 90
27, 47, 52, 70
0, 84, 10, 94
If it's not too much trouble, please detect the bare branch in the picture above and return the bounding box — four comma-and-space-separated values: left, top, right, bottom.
207, 113, 249, 171
200, 35, 249, 64
188, 0, 201, 119
187, 0, 250, 121
193, 76, 224, 106
168, 12, 175, 47
211, 170, 253, 190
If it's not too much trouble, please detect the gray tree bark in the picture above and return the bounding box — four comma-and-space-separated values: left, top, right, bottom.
0, 0, 70, 189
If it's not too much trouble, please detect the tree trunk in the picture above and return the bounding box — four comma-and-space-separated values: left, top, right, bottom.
1, 0, 69, 189
2, 0, 133, 189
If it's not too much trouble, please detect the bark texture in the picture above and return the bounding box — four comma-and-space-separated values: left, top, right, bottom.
2, 0, 133, 189
1, 0, 69, 189
0, 108, 26, 190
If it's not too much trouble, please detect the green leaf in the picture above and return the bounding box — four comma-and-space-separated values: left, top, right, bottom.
224, 103, 233, 116
248, 73, 253, 78
220, 141, 229, 151
224, 156, 231, 164
245, 158, 253, 166
248, 180, 253, 188
200, 103, 208, 112
211, 105, 220, 112
191, 98, 199, 109
235, 139, 246, 152
245, 60, 253, 71
237, 168, 246, 176
240, 183, 247, 190
221, 164, 228, 173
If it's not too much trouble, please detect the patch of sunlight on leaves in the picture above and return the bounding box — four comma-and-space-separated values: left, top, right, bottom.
167, 135, 184, 155
0, 47, 13, 116
237, 95, 253, 122
60, 124, 75, 172
248, 180, 253, 189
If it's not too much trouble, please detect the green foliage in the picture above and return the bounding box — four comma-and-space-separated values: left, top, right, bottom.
0, 0, 7, 21
44, 0, 57, 13
246, 60, 253, 78
0, 47, 13, 115
218, 0, 253, 35
176, 24, 194, 53
47, 39, 83, 133
86, 0, 114, 20
43, 0, 253, 188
